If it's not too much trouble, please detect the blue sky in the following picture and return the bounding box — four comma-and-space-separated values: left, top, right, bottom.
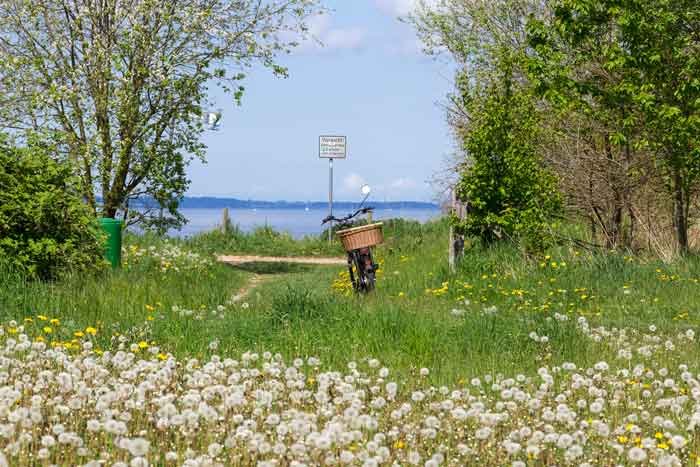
188, 0, 454, 202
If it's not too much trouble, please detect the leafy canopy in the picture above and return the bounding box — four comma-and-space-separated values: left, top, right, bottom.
0, 0, 322, 230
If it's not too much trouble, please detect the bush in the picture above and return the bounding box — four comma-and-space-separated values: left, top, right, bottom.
455, 67, 562, 252
0, 138, 105, 279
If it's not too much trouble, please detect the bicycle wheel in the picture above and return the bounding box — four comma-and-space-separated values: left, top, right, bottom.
353, 253, 369, 292
363, 249, 376, 291
364, 270, 376, 291
347, 254, 359, 292
356, 249, 376, 293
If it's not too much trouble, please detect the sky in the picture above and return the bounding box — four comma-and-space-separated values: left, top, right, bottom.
187, 0, 455, 202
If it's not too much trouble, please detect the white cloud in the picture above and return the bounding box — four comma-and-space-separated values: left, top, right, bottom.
297, 13, 367, 53
343, 173, 367, 192
375, 0, 437, 17
324, 28, 366, 51
390, 177, 418, 190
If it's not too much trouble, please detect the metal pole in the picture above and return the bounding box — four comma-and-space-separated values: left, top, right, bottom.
328, 158, 333, 242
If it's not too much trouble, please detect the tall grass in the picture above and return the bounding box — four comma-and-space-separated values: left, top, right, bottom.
2, 217, 700, 385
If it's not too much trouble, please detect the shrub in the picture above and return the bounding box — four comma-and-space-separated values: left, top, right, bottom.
0, 138, 105, 279
454, 65, 562, 252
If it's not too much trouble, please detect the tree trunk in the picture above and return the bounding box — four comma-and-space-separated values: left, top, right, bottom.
673, 166, 688, 254
604, 135, 623, 248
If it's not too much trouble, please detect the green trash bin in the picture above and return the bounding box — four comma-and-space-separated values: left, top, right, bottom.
99, 218, 123, 268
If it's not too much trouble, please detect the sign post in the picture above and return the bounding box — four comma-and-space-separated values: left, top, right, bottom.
319, 136, 347, 242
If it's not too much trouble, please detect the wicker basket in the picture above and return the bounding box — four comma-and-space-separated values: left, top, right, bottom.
336, 223, 384, 252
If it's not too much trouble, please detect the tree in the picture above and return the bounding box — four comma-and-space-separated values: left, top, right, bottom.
410, 0, 545, 141
527, 0, 700, 253
411, 1, 561, 251
0, 0, 321, 229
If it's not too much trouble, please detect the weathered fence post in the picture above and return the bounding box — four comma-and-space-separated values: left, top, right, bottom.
448, 190, 467, 273
222, 208, 231, 234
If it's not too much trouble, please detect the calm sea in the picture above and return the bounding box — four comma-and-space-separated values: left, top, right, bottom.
172, 207, 441, 239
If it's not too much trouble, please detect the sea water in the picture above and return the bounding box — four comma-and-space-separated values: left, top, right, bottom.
172, 207, 441, 239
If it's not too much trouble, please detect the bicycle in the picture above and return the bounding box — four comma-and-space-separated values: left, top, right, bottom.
322, 186, 384, 293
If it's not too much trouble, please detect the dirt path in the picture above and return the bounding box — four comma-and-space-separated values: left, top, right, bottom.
228, 274, 269, 304
221, 255, 346, 305
218, 255, 346, 266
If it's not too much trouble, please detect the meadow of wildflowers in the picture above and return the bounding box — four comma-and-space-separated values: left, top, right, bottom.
3, 219, 700, 465
0, 314, 698, 466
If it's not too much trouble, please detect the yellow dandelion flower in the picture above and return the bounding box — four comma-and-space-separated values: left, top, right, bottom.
74, 331, 84, 338
43, 326, 53, 334
85, 327, 97, 335
37, 315, 48, 321
157, 353, 168, 360
393, 440, 406, 449
49, 318, 60, 325
138, 341, 148, 349
23, 318, 32, 323
8, 328, 17, 334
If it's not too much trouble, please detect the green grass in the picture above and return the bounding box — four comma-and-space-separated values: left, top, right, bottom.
2, 217, 700, 386
182, 224, 344, 257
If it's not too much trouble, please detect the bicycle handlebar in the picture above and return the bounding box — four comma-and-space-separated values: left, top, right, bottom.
322, 206, 374, 225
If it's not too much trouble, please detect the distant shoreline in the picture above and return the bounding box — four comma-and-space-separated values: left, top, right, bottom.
135, 196, 440, 211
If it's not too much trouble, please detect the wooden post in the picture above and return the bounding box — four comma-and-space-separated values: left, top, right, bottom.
222, 208, 230, 234
449, 190, 467, 273
449, 190, 456, 272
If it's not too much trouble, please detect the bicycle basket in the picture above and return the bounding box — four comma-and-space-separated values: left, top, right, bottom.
336, 223, 384, 252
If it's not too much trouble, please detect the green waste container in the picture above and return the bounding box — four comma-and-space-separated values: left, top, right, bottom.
99, 218, 123, 268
